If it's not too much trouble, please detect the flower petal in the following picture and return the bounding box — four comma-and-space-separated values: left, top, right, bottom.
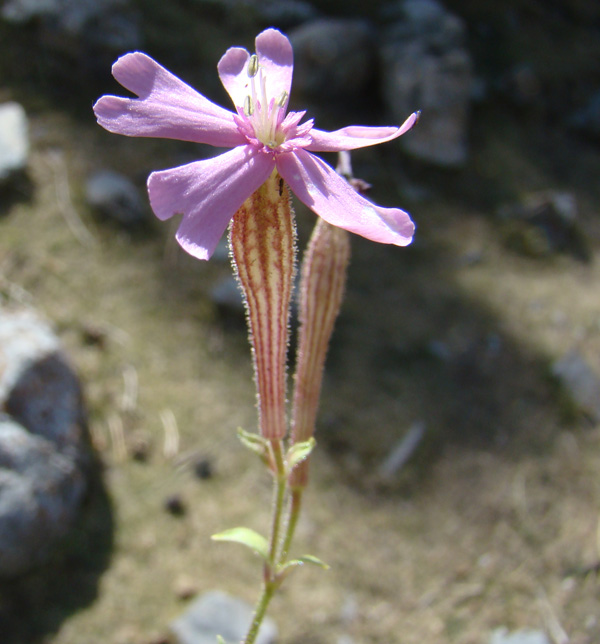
93, 52, 245, 148
255, 29, 293, 109
218, 46, 251, 110
306, 112, 419, 153
277, 150, 415, 246
148, 146, 275, 260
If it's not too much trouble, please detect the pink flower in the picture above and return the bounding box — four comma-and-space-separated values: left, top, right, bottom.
93, 28, 418, 260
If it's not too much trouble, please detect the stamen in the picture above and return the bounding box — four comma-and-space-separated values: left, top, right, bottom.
275, 91, 288, 108
247, 54, 259, 77
244, 95, 253, 117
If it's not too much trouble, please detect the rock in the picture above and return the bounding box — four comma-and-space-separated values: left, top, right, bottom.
0, 102, 29, 184
86, 170, 148, 228
289, 18, 375, 99
0, 308, 90, 578
254, 0, 319, 29
552, 350, 600, 421
2, 0, 141, 54
380, 0, 473, 166
171, 591, 277, 644
569, 89, 600, 139
490, 628, 550, 644
210, 275, 245, 315
497, 191, 589, 261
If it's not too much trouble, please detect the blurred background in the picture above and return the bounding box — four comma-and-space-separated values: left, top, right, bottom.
1, 1, 600, 643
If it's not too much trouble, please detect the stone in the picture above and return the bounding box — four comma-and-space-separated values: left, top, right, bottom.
289, 18, 375, 99
552, 350, 600, 421
569, 89, 600, 139
0, 102, 29, 184
0, 308, 90, 578
171, 591, 277, 644
490, 628, 550, 644
254, 0, 318, 29
497, 191, 589, 261
210, 275, 245, 314
86, 169, 148, 227
379, 0, 473, 166
0, 416, 86, 577
2, 0, 141, 53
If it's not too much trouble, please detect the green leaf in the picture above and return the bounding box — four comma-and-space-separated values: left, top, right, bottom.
297, 554, 330, 569
279, 554, 330, 574
216, 636, 226, 644
237, 427, 269, 459
286, 437, 316, 471
211, 527, 269, 560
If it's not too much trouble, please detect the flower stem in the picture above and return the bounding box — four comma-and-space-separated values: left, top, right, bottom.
279, 488, 303, 563
243, 580, 275, 644
243, 440, 287, 644
268, 439, 287, 562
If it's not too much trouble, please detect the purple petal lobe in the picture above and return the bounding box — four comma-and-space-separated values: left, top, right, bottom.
218, 46, 251, 110
306, 112, 419, 153
147, 146, 275, 260
255, 29, 293, 108
93, 52, 245, 148
277, 150, 415, 246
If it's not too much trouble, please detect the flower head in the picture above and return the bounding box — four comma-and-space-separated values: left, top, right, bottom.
93, 28, 418, 260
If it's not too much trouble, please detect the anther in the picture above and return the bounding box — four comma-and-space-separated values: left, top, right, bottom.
275, 91, 288, 108
247, 55, 259, 77
244, 95, 254, 116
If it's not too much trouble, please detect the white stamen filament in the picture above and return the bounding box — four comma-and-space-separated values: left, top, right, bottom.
245, 56, 287, 149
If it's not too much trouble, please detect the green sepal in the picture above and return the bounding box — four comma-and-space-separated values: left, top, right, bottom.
286, 437, 316, 472
211, 526, 269, 561
237, 427, 269, 460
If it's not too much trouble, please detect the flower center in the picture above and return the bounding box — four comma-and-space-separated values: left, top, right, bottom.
244, 55, 288, 149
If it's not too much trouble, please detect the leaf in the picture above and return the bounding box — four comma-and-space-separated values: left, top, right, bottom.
216, 637, 226, 644
279, 554, 330, 574
237, 427, 269, 459
297, 554, 330, 569
286, 437, 316, 471
211, 527, 269, 561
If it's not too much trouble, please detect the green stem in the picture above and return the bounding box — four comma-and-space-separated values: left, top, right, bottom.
243, 440, 287, 644
279, 488, 303, 563
243, 580, 275, 644
268, 440, 287, 563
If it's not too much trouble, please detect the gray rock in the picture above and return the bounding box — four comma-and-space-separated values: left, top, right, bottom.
490, 628, 550, 644
210, 275, 244, 314
497, 191, 589, 261
86, 170, 147, 227
570, 89, 600, 139
290, 18, 375, 99
380, 0, 473, 166
2, 0, 140, 52
255, 0, 318, 28
0, 417, 86, 577
0, 308, 89, 578
0, 102, 29, 183
552, 350, 600, 421
171, 590, 277, 644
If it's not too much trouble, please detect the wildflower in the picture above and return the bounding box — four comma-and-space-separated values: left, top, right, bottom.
94, 28, 418, 260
